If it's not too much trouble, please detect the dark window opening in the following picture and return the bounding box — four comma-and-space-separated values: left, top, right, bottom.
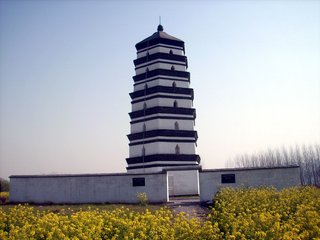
173, 100, 178, 108
172, 82, 176, 88
174, 121, 179, 130
143, 102, 147, 110
171, 66, 175, 71
175, 144, 180, 155
169, 50, 173, 54
142, 146, 145, 156
132, 178, 145, 187
221, 174, 235, 184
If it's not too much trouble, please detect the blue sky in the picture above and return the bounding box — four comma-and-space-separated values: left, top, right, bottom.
1, 1, 319, 179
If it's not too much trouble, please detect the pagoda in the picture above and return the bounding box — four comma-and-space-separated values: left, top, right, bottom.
127, 25, 200, 173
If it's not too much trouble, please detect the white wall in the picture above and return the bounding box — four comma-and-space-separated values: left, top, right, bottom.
137, 45, 183, 58
131, 119, 194, 133
129, 142, 196, 157
168, 170, 199, 196
10, 167, 302, 204
135, 62, 186, 75
133, 75, 189, 91
134, 79, 189, 91
10, 173, 168, 204
199, 166, 301, 202
132, 98, 192, 111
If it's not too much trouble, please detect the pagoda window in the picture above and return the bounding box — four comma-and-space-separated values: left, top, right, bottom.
173, 100, 178, 108
169, 50, 173, 54
174, 121, 179, 130
142, 146, 146, 156
175, 145, 180, 155
172, 82, 176, 88
146, 51, 149, 57
143, 123, 146, 132
146, 67, 149, 72
171, 65, 175, 71
144, 84, 148, 90
143, 102, 147, 110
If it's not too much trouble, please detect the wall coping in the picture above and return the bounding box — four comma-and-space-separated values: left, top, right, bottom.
9, 172, 166, 179
162, 166, 201, 172
200, 165, 299, 173
9, 165, 299, 178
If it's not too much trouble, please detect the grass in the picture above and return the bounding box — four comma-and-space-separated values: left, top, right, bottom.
0, 191, 164, 213
0, 203, 164, 214
169, 195, 200, 199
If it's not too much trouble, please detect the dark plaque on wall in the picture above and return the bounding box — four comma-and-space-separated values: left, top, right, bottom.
132, 177, 145, 186
221, 174, 235, 183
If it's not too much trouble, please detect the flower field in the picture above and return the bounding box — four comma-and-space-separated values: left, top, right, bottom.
0, 186, 319, 239
0, 205, 220, 239
210, 186, 320, 239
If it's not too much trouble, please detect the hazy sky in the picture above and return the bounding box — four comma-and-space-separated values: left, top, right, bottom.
1, 1, 319, 179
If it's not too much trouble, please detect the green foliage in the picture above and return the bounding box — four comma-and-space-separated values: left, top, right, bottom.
0, 178, 9, 192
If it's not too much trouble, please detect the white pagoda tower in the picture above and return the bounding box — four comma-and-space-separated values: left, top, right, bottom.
127, 24, 200, 177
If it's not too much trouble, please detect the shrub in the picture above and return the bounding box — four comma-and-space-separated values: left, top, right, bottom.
0, 192, 9, 204
136, 192, 148, 206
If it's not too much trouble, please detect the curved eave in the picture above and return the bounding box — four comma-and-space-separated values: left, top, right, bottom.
127, 129, 198, 141
133, 69, 190, 82
135, 60, 186, 71
130, 115, 195, 124
126, 163, 199, 170
129, 106, 196, 119
134, 53, 187, 66
126, 154, 201, 165
135, 32, 184, 51
130, 86, 194, 100
131, 94, 192, 104
129, 139, 196, 146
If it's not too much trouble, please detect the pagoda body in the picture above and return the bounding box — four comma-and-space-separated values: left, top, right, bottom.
127, 25, 200, 174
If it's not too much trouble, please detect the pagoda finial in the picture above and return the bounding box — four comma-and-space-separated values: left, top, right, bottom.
157, 24, 163, 32
157, 16, 163, 32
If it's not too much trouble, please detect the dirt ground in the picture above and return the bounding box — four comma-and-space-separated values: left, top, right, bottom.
166, 196, 210, 220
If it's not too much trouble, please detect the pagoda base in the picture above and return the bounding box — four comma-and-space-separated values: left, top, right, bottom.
127, 165, 200, 196
126, 154, 200, 172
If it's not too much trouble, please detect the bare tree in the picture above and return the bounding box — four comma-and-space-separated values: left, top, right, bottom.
230, 144, 320, 186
